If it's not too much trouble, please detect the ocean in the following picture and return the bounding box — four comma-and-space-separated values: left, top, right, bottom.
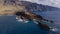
0, 11, 60, 34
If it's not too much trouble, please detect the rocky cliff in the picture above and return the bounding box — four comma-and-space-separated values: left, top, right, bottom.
0, 0, 60, 15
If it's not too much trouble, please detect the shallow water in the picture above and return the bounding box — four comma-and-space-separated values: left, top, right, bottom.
0, 11, 60, 34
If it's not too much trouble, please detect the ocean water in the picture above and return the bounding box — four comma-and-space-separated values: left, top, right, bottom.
0, 11, 60, 34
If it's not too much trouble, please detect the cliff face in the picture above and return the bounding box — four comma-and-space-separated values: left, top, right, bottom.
0, 0, 27, 15
0, 0, 60, 16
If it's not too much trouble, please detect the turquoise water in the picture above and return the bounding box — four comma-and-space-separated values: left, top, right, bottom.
0, 10, 60, 34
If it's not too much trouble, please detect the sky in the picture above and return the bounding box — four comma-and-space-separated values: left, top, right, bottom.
21, 0, 60, 8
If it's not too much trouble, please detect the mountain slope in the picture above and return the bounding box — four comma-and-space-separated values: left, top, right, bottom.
19, 1, 60, 12
2, 0, 60, 11
0, 0, 60, 15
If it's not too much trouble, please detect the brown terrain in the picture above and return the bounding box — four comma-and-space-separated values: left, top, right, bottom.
0, 0, 27, 16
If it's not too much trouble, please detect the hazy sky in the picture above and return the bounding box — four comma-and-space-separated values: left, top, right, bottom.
21, 0, 60, 8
